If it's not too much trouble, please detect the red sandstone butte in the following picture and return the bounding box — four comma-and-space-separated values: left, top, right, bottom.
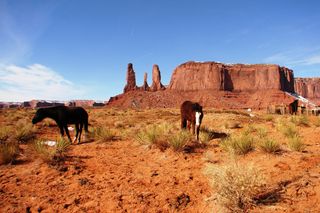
168, 61, 294, 92
295, 78, 320, 104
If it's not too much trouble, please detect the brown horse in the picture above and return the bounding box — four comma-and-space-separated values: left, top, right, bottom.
180, 101, 204, 140
289, 100, 298, 115
32, 106, 89, 144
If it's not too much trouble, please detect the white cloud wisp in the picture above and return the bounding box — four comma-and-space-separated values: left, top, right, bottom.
0, 64, 85, 102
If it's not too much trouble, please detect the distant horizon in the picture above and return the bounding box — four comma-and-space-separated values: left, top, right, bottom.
1, 0, 320, 102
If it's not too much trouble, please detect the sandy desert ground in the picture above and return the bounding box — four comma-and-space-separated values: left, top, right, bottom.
1, 107, 320, 212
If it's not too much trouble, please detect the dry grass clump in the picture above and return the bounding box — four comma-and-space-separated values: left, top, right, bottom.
258, 138, 281, 154
287, 135, 305, 152
264, 114, 274, 122
277, 121, 298, 138
135, 123, 171, 150
220, 133, 254, 155
0, 141, 20, 165
91, 126, 118, 142
290, 115, 310, 127
199, 126, 216, 144
168, 130, 192, 151
15, 120, 35, 143
0, 127, 10, 143
136, 122, 194, 152
34, 137, 70, 163
205, 161, 266, 212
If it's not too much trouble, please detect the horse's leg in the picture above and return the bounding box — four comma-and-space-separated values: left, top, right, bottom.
58, 124, 64, 136
191, 122, 195, 135
181, 118, 187, 129
187, 121, 191, 131
78, 123, 83, 144
74, 123, 79, 144
64, 124, 72, 143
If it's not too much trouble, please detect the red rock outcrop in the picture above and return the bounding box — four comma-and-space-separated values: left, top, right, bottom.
168, 61, 294, 92
141, 72, 150, 91
151, 65, 165, 91
124, 63, 137, 93
295, 78, 320, 104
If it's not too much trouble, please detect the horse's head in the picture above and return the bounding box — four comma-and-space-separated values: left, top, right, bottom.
32, 108, 46, 124
193, 103, 204, 140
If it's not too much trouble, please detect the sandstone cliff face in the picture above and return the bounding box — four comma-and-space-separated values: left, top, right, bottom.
150, 65, 165, 91
295, 78, 320, 99
168, 61, 294, 92
124, 63, 137, 93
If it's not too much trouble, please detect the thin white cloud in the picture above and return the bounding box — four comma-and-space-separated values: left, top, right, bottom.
0, 64, 85, 102
263, 49, 320, 66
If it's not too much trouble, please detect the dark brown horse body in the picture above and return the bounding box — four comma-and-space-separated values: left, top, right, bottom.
289, 100, 298, 115
32, 106, 89, 144
180, 101, 204, 140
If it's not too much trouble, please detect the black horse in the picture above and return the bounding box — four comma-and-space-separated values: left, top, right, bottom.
180, 101, 204, 140
289, 100, 298, 115
32, 106, 89, 144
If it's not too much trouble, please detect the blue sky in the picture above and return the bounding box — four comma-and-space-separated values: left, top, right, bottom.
1, 0, 320, 102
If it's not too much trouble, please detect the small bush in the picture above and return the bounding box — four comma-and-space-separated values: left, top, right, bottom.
288, 135, 305, 152
0, 141, 20, 164
0, 127, 10, 143
168, 130, 192, 151
15, 120, 35, 143
205, 162, 266, 212
224, 121, 242, 129
259, 138, 281, 154
220, 133, 254, 155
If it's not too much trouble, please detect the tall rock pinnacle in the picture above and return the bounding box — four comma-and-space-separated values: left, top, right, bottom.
151, 64, 165, 91
124, 63, 137, 93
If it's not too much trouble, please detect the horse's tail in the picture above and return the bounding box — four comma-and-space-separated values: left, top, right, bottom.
84, 119, 89, 133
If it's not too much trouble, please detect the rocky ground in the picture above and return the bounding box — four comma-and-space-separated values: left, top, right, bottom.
1, 108, 320, 212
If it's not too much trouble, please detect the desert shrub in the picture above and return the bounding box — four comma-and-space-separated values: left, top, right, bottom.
220, 133, 254, 155
0, 127, 11, 143
258, 138, 281, 154
92, 126, 117, 142
14, 120, 35, 143
205, 162, 266, 212
288, 135, 305, 152
168, 130, 192, 151
135, 124, 170, 149
34, 137, 70, 163
0, 141, 20, 164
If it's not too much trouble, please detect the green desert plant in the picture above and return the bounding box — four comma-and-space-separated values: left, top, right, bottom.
277, 122, 298, 138
0, 141, 20, 164
220, 133, 254, 155
288, 135, 305, 152
205, 161, 266, 212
